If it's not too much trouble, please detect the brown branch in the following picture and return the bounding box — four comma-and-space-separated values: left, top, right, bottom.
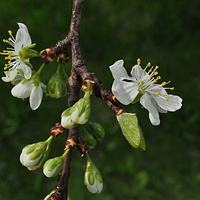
47, 0, 123, 199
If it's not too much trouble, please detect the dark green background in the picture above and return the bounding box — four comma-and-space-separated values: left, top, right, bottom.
0, 0, 199, 199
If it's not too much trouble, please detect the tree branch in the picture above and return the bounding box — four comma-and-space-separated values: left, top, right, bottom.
47, 0, 122, 199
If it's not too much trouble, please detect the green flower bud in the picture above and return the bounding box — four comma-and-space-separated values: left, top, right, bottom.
79, 126, 97, 148
61, 107, 77, 129
86, 121, 105, 141
43, 149, 69, 178
117, 113, 145, 150
20, 136, 53, 171
47, 64, 67, 98
70, 96, 90, 125
84, 154, 103, 194
18, 43, 39, 60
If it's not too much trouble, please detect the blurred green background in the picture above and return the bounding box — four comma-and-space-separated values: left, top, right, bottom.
0, 0, 199, 199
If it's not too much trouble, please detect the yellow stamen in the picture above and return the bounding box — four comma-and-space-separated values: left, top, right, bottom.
154, 92, 160, 95
3, 39, 8, 43
154, 71, 158, 75
8, 30, 12, 35
157, 76, 161, 80
162, 81, 171, 86
137, 58, 141, 65
164, 98, 169, 101
170, 87, 174, 90
147, 62, 151, 67
132, 67, 135, 71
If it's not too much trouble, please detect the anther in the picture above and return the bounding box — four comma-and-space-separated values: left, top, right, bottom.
147, 62, 151, 67
154, 71, 158, 75
170, 87, 174, 90
132, 67, 135, 71
8, 30, 12, 35
164, 98, 169, 101
154, 92, 160, 95
137, 58, 141, 65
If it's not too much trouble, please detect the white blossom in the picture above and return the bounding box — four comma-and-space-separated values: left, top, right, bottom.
11, 77, 46, 110
110, 59, 182, 125
1, 23, 33, 81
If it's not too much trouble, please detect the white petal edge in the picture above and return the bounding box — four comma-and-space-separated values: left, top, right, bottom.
140, 93, 160, 126
109, 60, 133, 81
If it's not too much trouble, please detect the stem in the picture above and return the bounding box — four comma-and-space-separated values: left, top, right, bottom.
53, 1, 85, 200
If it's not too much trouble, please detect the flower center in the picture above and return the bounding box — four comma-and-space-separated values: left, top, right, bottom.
134, 59, 175, 101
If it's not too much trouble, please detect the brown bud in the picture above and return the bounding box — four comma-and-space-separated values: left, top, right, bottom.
65, 136, 77, 150
39, 47, 57, 63
50, 123, 65, 137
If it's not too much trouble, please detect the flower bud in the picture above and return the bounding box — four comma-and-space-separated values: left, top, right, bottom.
84, 154, 103, 194
43, 149, 69, 178
47, 64, 67, 98
117, 113, 145, 150
20, 136, 53, 170
86, 121, 105, 141
79, 126, 97, 148
61, 107, 77, 129
70, 96, 90, 125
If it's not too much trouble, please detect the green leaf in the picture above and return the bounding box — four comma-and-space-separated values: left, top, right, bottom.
117, 113, 143, 149
138, 125, 146, 151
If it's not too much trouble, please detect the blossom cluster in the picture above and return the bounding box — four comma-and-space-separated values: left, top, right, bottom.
1, 23, 66, 110
1, 22, 183, 199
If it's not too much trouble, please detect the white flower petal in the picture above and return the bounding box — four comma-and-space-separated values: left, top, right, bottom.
2, 70, 18, 82
112, 80, 139, 105
18, 61, 32, 79
11, 81, 32, 98
15, 23, 32, 52
140, 93, 160, 126
87, 183, 98, 194
131, 64, 144, 80
153, 94, 182, 112
109, 60, 132, 80
29, 85, 43, 110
